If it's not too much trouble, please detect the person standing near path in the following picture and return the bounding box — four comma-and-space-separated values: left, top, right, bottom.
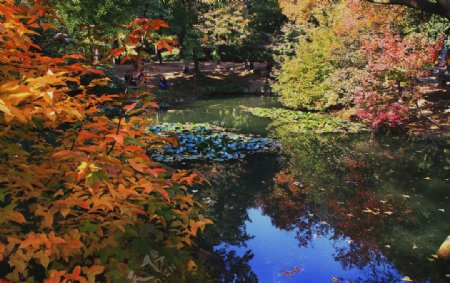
159, 76, 169, 89
134, 69, 143, 84
125, 71, 133, 84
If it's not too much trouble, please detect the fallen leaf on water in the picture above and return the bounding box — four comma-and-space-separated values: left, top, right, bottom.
363, 208, 380, 215
401, 276, 413, 282
280, 266, 304, 278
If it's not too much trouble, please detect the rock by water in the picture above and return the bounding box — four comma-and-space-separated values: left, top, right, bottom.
437, 235, 450, 261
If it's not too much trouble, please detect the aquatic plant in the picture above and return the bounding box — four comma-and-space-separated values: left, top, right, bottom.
148, 123, 279, 162
244, 107, 368, 133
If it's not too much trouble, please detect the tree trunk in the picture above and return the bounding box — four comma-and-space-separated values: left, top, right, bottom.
397, 80, 403, 97
155, 46, 163, 64
87, 27, 95, 64
193, 52, 201, 76
183, 64, 190, 74
89, 45, 95, 64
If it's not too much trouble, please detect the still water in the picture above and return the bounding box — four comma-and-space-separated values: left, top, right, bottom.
155, 96, 280, 135
157, 96, 450, 283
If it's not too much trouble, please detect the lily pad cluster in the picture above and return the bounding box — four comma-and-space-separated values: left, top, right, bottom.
147, 123, 278, 162
244, 107, 368, 133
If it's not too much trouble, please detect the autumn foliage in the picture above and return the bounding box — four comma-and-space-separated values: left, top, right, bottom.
354, 30, 441, 129
275, 0, 444, 130
0, 1, 210, 281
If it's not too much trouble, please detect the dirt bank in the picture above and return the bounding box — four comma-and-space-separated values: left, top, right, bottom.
114, 61, 273, 104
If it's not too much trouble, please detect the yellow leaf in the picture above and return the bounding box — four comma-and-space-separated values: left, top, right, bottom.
43, 91, 54, 104
91, 197, 114, 212
0, 99, 12, 115
42, 213, 53, 228
401, 276, 414, 282
83, 265, 105, 282
9, 106, 28, 122
187, 260, 197, 272
8, 255, 27, 273
60, 208, 70, 218
189, 220, 199, 236
35, 206, 54, 228
36, 250, 51, 268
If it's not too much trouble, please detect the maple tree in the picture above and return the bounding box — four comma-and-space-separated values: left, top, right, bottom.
0, 1, 211, 281
354, 29, 441, 129
274, 0, 445, 130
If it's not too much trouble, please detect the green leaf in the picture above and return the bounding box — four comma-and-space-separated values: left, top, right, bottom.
80, 221, 98, 233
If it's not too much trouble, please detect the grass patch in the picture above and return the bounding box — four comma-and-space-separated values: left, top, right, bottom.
244, 107, 368, 133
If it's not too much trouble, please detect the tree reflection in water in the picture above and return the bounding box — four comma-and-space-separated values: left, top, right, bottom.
195, 153, 279, 282
198, 131, 449, 282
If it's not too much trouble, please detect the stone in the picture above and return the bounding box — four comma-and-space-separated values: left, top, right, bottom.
437, 235, 450, 261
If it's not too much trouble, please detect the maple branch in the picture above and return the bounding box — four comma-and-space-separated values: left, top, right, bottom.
366, 0, 450, 19
106, 114, 123, 156
106, 88, 128, 156
70, 119, 86, 150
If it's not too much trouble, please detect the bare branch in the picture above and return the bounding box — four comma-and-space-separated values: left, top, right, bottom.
366, 0, 450, 19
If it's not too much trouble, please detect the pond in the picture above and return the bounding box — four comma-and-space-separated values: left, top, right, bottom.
155, 95, 450, 283
155, 96, 279, 135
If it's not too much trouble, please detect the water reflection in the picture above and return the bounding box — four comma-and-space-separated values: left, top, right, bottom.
155, 96, 279, 135
200, 133, 449, 282
158, 97, 450, 282
217, 208, 402, 283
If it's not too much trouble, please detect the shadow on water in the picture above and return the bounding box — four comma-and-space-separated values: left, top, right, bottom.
157, 96, 450, 283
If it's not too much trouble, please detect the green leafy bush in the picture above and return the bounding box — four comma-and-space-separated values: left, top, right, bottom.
273, 28, 338, 111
